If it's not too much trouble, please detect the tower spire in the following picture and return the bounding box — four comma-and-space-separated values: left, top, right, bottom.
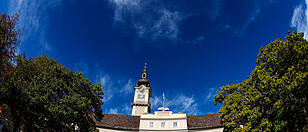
137, 61, 150, 87
142, 61, 148, 79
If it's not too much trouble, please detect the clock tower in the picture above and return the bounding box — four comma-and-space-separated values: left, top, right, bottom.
131, 62, 152, 116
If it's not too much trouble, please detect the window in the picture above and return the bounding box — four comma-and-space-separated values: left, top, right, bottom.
173, 122, 177, 127
149, 122, 153, 127
161, 122, 165, 128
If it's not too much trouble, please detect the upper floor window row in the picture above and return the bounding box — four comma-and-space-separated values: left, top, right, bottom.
148, 122, 178, 128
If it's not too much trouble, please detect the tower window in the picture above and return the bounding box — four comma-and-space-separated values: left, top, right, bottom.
173, 122, 177, 127
143, 73, 146, 78
149, 122, 153, 127
161, 122, 165, 128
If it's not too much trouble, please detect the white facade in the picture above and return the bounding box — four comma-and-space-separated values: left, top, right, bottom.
139, 107, 188, 131
188, 128, 224, 132
97, 128, 132, 132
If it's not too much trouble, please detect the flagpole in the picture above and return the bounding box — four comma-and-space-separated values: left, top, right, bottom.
163, 93, 165, 108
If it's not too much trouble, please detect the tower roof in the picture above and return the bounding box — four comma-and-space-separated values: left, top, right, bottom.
137, 61, 150, 86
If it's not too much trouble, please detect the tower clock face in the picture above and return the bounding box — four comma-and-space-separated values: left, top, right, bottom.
138, 94, 145, 99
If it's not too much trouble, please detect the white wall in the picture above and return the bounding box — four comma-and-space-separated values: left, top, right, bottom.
98, 127, 223, 132
97, 128, 136, 132
188, 127, 224, 132
140, 130, 188, 132
139, 119, 187, 131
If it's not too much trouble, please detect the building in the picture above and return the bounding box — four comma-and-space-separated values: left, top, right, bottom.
95, 62, 224, 131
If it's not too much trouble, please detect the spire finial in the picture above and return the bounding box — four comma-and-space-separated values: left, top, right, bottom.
141, 61, 148, 78
143, 61, 147, 72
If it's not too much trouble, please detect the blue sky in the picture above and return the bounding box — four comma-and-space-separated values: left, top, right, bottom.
0, 0, 305, 115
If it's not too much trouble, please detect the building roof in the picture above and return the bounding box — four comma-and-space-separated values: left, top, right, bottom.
94, 113, 140, 130
95, 113, 223, 130
187, 114, 223, 130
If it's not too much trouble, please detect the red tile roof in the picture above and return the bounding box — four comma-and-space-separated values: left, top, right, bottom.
187, 114, 223, 130
94, 113, 140, 130
94, 113, 223, 130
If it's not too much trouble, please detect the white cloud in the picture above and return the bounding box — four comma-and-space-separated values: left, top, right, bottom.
7, 0, 62, 53
204, 87, 220, 104
110, 0, 142, 22
105, 103, 132, 114
119, 79, 134, 94
96, 70, 134, 103
291, 0, 308, 39
150, 96, 161, 107
106, 108, 118, 114
206, 88, 215, 100
151, 93, 199, 115
122, 105, 131, 114
98, 74, 114, 102
169, 94, 199, 115
107, 0, 184, 41
226, 0, 274, 37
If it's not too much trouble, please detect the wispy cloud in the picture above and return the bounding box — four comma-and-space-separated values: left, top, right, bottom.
223, 0, 274, 37
7, 0, 62, 54
151, 93, 200, 115
119, 79, 134, 94
96, 71, 134, 103
105, 103, 131, 114
97, 73, 114, 102
291, 0, 308, 39
206, 88, 215, 100
204, 87, 220, 103
210, 0, 224, 21
107, 0, 184, 41
234, 1, 262, 37
150, 96, 161, 107
171, 94, 199, 115
106, 108, 118, 114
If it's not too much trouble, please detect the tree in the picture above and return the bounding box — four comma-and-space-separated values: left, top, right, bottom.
214, 31, 308, 131
0, 13, 21, 131
6, 55, 103, 131
0, 13, 20, 95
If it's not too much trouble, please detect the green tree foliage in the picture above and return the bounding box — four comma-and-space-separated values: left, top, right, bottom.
0, 13, 104, 131
0, 13, 21, 132
214, 31, 308, 131
0, 13, 21, 105
6, 55, 103, 131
